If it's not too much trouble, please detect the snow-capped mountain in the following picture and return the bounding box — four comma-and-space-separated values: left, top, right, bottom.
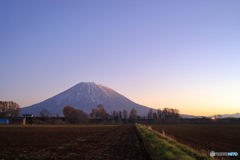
21, 82, 153, 116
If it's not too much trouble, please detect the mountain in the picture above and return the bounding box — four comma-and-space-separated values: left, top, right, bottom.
180, 114, 200, 118
21, 82, 153, 116
208, 113, 240, 118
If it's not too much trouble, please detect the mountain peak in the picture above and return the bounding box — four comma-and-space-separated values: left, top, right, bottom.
74, 82, 112, 92
76, 82, 105, 87
21, 82, 152, 116
80, 82, 97, 84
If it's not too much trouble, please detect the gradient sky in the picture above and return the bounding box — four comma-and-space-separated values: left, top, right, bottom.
1, 0, 240, 116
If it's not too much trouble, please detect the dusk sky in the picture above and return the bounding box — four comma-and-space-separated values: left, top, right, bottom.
1, 1, 240, 116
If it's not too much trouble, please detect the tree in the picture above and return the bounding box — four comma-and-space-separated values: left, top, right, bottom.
90, 108, 100, 118
157, 108, 162, 118
97, 104, 107, 118
100, 108, 107, 119
63, 106, 73, 118
129, 108, 137, 119
68, 109, 89, 124
160, 108, 180, 123
62, 106, 89, 124
0, 101, 20, 118
123, 110, 128, 119
119, 111, 122, 119
112, 110, 117, 118
147, 109, 153, 119
40, 109, 49, 117
153, 112, 157, 119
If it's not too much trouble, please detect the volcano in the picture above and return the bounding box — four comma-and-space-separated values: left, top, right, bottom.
21, 82, 153, 116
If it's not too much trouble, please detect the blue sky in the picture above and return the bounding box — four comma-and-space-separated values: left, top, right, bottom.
1, 0, 240, 116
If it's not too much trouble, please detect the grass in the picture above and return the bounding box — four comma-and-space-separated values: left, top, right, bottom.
135, 124, 214, 160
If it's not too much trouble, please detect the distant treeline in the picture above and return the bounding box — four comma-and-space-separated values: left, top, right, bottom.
1, 102, 239, 125
33, 104, 180, 124
34, 104, 240, 124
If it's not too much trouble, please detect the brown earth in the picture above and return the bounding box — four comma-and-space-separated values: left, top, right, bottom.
0, 125, 150, 160
151, 124, 240, 159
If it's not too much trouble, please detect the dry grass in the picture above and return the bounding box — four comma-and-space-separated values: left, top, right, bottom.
135, 124, 214, 160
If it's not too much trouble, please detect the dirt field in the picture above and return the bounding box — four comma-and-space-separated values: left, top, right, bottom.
150, 124, 240, 155
0, 125, 150, 160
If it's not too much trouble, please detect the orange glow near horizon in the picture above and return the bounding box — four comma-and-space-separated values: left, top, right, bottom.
132, 92, 239, 116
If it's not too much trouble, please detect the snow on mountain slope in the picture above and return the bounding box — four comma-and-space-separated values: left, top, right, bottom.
21, 82, 153, 116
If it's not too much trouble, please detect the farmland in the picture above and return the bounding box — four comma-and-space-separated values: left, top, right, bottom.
151, 124, 240, 155
1, 124, 239, 160
0, 125, 150, 160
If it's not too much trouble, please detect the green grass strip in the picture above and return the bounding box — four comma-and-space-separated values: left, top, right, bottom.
135, 124, 214, 160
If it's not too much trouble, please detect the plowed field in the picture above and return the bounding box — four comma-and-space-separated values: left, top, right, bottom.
151, 124, 240, 156
0, 125, 150, 160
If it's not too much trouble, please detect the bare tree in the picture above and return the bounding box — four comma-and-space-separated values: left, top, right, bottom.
129, 108, 137, 119
62, 106, 89, 124
157, 108, 162, 118
0, 101, 20, 118
153, 112, 157, 119
160, 108, 180, 123
112, 110, 117, 119
123, 110, 128, 119
40, 109, 49, 117
119, 111, 122, 119
97, 104, 107, 118
90, 109, 99, 118
69, 109, 89, 124
147, 109, 153, 119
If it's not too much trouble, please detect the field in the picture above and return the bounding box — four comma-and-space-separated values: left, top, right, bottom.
0, 125, 150, 160
1, 124, 239, 160
151, 124, 240, 155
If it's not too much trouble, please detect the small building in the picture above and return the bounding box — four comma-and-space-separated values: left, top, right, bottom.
22, 114, 34, 124
12, 117, 26, 125
0, 119, 9, 125
22, 114, 34, 117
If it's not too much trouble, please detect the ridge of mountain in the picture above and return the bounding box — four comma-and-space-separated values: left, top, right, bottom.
207, 113, 240, 118
21, 82, 153, 116
21, 82, 237, 118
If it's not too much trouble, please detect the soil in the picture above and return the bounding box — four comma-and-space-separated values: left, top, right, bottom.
0, 125, 150, 160
151, 124, 240, 159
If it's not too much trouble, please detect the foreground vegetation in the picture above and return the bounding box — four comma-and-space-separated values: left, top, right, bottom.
135, 124, 213, 160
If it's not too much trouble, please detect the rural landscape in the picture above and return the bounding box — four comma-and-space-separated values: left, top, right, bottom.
1, 1, 240, 160
0, 98, 240, 159
0, 123, 239, 159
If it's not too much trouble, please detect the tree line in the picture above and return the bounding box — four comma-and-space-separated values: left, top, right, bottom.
0, 101, 180, 124
2, 102, 238, 125
60, 104, 180, 124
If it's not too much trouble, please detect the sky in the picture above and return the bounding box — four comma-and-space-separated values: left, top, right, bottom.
1, 0, 240, 116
